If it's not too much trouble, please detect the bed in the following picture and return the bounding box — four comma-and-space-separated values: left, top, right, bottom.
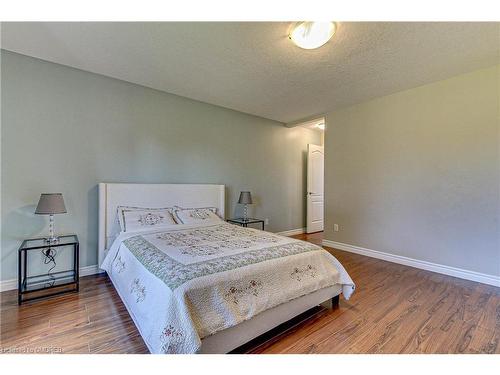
98, 183, 354, 354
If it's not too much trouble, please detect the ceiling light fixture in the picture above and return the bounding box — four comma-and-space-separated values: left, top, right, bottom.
289, 22, 336, 50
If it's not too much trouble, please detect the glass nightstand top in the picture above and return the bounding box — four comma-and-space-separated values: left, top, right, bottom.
227, 218, 263, 224
20, 234, 78, 250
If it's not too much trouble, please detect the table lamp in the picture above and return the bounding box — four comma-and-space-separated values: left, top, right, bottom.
238, 191, 253, 221
35, 193, 67, 244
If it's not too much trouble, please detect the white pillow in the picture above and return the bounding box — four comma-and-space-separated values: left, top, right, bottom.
173, 207, 222, 225
117, 206, 177, 232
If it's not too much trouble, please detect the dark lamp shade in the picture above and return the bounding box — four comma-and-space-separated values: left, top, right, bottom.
35, 193, 67, 215
238, 191, 253, 205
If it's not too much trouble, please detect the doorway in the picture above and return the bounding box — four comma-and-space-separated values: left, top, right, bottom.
307, 143, 324, 233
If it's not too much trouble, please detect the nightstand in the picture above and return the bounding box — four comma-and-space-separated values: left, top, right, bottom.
227, 218, 265, 230
18, 234, 79, 305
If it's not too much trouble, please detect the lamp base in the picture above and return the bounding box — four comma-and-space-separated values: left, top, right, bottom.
45, 214, 60, 244
44, 236, 60, 245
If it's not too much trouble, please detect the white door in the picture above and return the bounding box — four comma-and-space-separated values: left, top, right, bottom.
307, 144, 324, 233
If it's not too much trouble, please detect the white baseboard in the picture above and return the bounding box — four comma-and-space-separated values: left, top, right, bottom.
0, 264, 102, 292
0, 279, 18, 293
276, 227, 306, 236
80, 264, 103, 277
322, 239, 500, 287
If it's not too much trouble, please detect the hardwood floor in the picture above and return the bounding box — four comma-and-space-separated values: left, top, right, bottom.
1, 232, 499, 354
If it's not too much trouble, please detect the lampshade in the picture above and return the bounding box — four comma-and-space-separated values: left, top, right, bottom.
35, 193, 67, 215
238, 191, 253, 205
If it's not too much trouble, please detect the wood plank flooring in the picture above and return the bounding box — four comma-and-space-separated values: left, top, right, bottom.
1, 232, 499, 354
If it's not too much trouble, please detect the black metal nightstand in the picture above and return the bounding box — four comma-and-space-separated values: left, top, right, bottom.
227, 218, 265, 230
18, 234, 79, 305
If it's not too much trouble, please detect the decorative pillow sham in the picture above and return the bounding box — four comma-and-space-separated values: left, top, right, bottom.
172, 207, 222, 225
117, 206, 177, 233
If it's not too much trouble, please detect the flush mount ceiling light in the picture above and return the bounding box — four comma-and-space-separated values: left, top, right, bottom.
289, 22, 336, 50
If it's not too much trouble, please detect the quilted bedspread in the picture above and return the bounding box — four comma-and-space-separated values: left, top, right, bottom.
101, 222, 354, 354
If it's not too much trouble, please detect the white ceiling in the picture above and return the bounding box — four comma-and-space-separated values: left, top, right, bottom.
2, 22, 499, 123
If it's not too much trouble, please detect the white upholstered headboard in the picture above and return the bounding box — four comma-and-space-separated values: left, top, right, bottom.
98, 183, 225, 268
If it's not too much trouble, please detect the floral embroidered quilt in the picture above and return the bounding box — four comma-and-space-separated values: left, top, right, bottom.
101, 222, 354, 354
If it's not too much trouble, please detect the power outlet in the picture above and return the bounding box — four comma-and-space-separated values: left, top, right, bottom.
265, 218, 270, 225
333, 224, 339, 232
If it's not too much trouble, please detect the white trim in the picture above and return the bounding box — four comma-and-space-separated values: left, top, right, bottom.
80, 264, 103, 277
0, 264, 102, 292
276, 227, 306, 236
0, 279, 17, 293
322, 240, 500, 287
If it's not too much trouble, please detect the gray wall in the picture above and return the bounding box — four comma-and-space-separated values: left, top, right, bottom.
1, 50, 320, 282
324, 65, 500, 276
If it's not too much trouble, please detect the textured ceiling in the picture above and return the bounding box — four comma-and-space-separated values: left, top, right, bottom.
2, 22, 499, 123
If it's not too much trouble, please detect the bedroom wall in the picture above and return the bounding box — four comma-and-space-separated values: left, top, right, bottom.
324, 64, 500, 278
0, 50, 321, 283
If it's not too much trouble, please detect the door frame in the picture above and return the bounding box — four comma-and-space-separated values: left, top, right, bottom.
306, 143, 325, 233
